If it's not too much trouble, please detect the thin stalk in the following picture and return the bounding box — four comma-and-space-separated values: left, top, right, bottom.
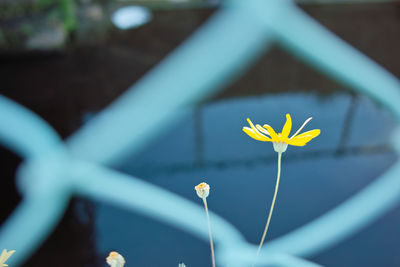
203, 197, 216, 267
256, 152, 282, 257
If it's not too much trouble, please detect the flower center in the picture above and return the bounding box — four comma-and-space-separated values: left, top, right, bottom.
273, 141, 288, 153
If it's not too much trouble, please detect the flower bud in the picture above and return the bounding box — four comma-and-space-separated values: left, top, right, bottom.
106, 251, 126, 267
195, 182, 210, 199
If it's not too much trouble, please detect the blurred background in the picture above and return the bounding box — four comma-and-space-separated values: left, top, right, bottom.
0, 0, 399, 266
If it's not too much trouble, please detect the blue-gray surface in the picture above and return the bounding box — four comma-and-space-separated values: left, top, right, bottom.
0, 0, 399, 266
96, 92, 398, 266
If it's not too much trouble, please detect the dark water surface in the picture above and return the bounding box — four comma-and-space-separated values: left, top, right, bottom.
95, 92, 398, 267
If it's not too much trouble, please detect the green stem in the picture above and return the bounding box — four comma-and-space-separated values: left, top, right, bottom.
203, 197, 216, 267
256, 152, 282, 257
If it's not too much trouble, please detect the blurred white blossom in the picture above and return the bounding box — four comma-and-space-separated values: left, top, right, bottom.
106, 251, 126, 267
0, 249, 15, 267
194, 182, 210, 199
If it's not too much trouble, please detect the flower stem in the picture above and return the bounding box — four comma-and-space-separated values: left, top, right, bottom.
256, 151, 282, 257
203, 197, 216, 267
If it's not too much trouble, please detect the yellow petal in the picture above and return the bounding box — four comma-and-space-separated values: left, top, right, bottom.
281, 114, 292, 140
256, 124, 270, 136
288, 129, 320, 146
293, 129, 320, 139
0, 250, 6, 263
246, 118, 263, 136
287, 138, 308, 146
263, 124, 279, 141
243, 127, 270, 142
290, 117, 312, 139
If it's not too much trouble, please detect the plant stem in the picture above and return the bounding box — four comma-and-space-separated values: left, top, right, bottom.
256, 151, 282, 257
203, 197, 216, 267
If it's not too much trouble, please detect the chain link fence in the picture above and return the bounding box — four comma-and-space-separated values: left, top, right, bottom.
0, 0, 399, 266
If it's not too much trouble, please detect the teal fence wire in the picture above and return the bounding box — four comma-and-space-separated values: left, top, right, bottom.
1, 0, 400, 266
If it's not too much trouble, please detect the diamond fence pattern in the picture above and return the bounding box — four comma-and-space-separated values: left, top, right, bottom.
0, 0, 399, 266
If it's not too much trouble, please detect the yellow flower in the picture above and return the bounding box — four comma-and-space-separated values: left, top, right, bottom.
243, 114, 320, 153
194, 182, 210, 199
106, 251, 126, 267
0, 249, 15, 267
